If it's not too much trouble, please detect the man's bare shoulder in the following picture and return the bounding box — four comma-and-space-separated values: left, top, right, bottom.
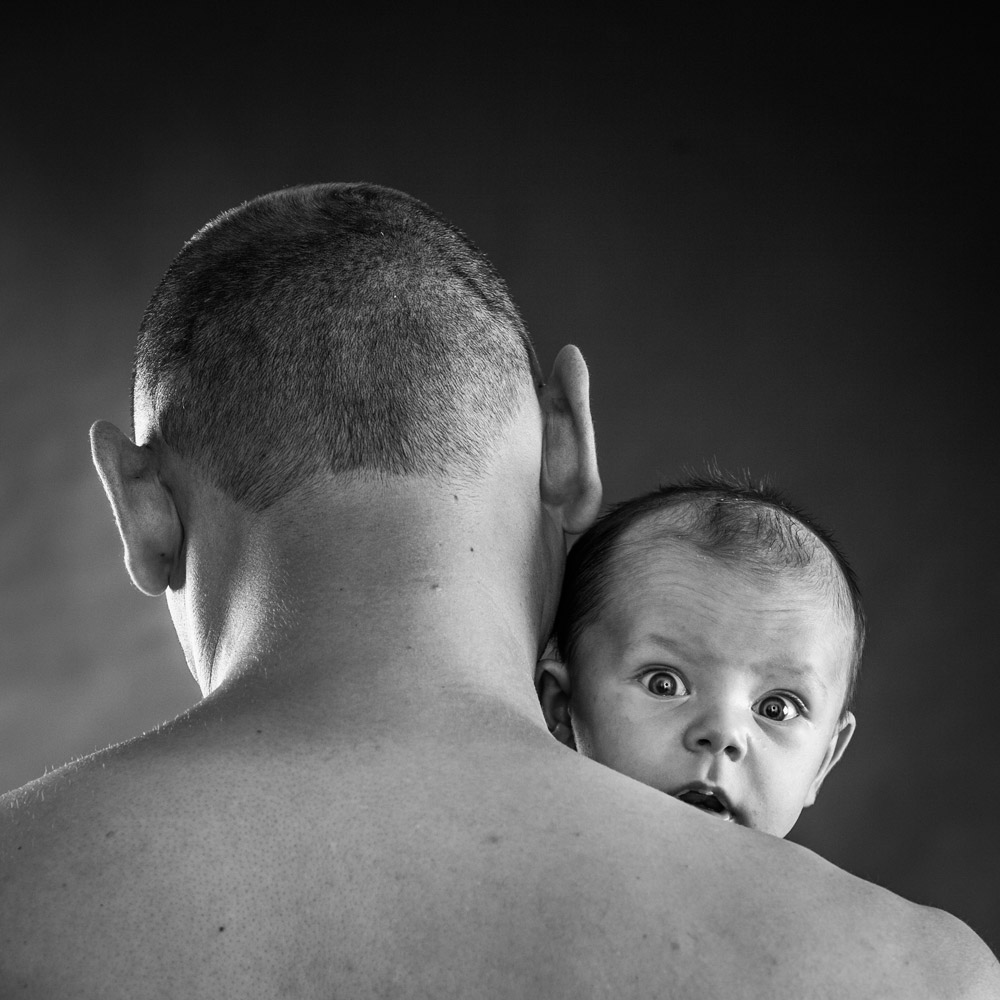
0, 736, 179, 897
0, 703, 244, 850
2, 729, 997, 1000
1, 748, 121, 851
901, 903, 1000, 1000
795, 849, 999, 1000
0, 726, 253, 995
536, 750, 1000, 999
1, 726, 181, 826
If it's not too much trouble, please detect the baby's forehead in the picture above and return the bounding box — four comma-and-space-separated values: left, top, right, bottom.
610, 506, 838, 586
604, 511, 851, 639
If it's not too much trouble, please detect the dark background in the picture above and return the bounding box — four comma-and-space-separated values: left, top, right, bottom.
2, 10, 997, 953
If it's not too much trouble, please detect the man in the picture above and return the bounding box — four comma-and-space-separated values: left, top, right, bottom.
2, 182, 996, 998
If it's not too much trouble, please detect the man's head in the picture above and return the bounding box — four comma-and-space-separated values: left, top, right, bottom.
538, 474, 863, 837
90, 182, 601, 681
131, 182, 543, 510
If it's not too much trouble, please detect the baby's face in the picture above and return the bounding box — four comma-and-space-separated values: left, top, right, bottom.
563, 529, 855, 837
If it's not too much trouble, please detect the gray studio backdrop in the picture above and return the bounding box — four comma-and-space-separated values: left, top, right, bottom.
2, 12, 996, 953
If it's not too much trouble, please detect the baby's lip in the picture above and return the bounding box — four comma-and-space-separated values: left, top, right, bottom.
670, 783, 739, 824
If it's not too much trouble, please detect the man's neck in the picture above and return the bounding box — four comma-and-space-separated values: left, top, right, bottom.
169, 475, 559, 739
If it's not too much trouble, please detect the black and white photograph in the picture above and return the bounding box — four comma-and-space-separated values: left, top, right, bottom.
2, 10, 996, 996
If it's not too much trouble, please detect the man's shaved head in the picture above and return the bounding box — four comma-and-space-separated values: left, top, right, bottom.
133, 182, 542, 510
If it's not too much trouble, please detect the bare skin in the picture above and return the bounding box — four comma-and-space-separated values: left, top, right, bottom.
1, 348, 997, 999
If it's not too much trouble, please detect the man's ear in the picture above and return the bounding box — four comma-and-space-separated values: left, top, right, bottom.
536, 657, 576, 750
90, 420, 184, 596
539, 345, 602, 537
804, 711, 856, 807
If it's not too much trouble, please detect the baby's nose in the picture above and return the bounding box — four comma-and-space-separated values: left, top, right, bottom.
683, 708, 747, 762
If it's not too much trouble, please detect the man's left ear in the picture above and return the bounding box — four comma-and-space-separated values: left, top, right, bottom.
539, 345, 602, 537
90, 420, 184, 596
804, 711, 856, 807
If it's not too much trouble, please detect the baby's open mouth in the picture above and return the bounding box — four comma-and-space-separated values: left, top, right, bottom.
673, 787, 735, 823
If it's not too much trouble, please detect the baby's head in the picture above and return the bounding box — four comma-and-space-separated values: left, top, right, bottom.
538, 474, 864, 837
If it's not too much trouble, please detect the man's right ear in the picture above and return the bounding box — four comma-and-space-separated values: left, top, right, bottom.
536, 657, 576, 750
89, 420, 184, 596
539, 345, 602, 537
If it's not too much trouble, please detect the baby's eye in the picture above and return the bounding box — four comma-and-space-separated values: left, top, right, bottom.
754, 693, 802, 721
640, 669, 688, 698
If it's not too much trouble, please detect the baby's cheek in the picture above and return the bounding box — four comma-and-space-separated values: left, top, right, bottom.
571, 691, 625, 764
569, 705, 606, 761
605, 697, 659, 776
759, 772, 812, 838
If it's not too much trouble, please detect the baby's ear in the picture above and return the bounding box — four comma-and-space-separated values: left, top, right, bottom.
804, 711, 856, 807
536, 657, 576, 750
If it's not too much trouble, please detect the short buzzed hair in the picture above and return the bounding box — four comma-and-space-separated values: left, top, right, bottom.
553, 473, 866, 714
133, 182, 542, 510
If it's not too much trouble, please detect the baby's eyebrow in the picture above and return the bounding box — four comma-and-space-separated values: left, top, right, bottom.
626, 632, 707, 661
756, 661, 829, 693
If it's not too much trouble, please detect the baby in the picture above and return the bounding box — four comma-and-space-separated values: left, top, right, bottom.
536, 473, 863, 838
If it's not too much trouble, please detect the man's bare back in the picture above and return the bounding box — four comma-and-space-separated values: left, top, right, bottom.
2, 182, 996, 998
2, 699, 989, 998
